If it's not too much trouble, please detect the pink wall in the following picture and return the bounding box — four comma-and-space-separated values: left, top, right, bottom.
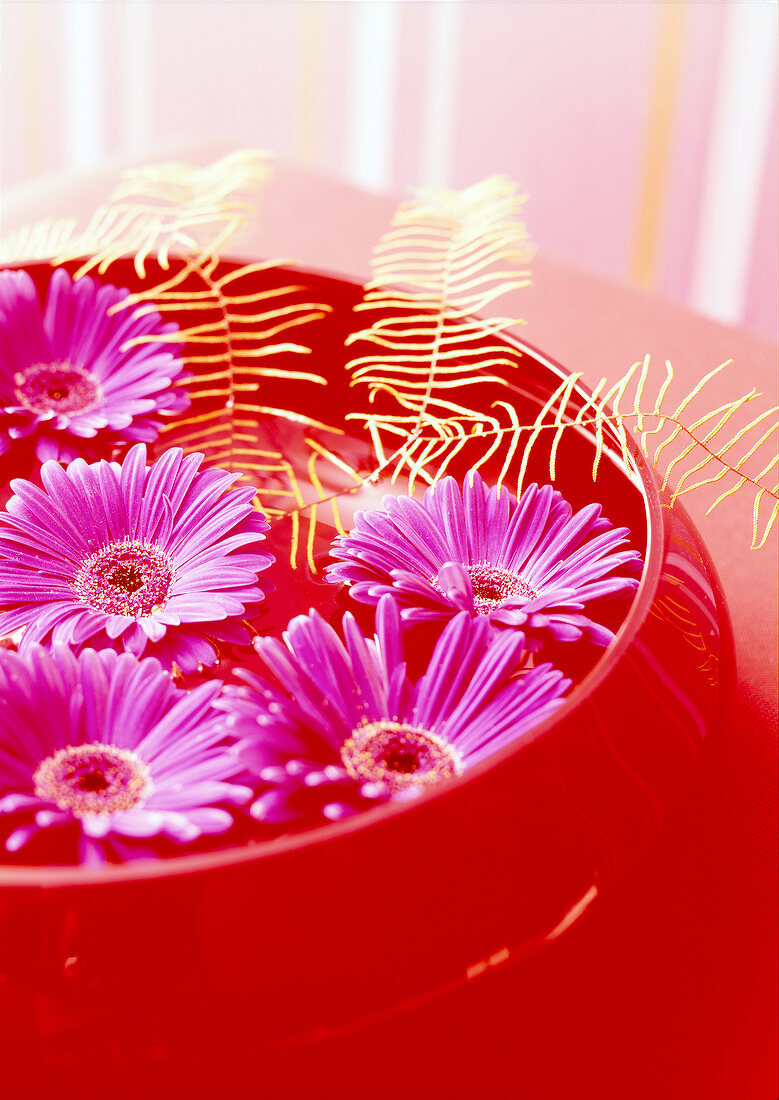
745, 90, 779, 342
449, 3, 657, 282
0, 2, 776, 342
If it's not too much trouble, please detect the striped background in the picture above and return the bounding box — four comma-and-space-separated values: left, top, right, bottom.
0, 1, 776, 341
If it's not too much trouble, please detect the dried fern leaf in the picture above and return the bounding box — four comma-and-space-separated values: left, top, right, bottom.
344, 175, 533, 493
0, 150, 270, 276
344, 173, 775, 550
454, 355, 778, 551
0, 218, 80, 265
627, 359, 778, 549
1, 153, 348, 559
148, 259, 340, 506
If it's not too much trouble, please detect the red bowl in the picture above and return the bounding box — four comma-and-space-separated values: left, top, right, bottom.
0, 262, 732, 1097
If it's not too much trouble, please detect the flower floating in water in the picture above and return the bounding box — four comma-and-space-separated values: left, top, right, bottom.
0, 645, 251, 863
0, 267, 188, 463
0, 443, 274, 671
327, 473, 642, 650
226, 596, 570, 826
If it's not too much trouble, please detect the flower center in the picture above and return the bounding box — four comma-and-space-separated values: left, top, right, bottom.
33, 743, 153, 817
73, 539, 175, 618
466, 563, 538, 614
13, 362, 102, 416
340, 721, 462, 795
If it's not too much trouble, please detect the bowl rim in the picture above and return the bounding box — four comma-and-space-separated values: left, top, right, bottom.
0, 303, 666, 889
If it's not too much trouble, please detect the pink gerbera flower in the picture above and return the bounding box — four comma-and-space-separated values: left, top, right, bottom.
326, 472, 642, 650
0, 443, 274, 671
0, 267, 189, 462
225, 596, 570, 827
0, 645, 252, 864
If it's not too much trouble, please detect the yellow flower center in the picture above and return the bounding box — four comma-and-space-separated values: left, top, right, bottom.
14, 362, 102, 416
33, 743, 153, 817
340, 720, 462, 794
466, 562, 538, 613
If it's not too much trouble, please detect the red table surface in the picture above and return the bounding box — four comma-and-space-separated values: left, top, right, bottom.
2, 151, 777, 1100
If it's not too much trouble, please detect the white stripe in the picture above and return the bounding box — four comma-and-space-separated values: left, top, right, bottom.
121, 1, 152, 151
346, 2, 399, 193
62, 1, 104, 172
690, 3, 778, 326
419, 2, 462, 188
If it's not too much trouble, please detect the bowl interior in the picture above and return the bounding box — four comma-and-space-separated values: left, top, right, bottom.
0, 258, 657, 885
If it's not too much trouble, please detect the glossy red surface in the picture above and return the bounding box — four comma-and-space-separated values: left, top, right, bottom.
0, 263, 733, 1097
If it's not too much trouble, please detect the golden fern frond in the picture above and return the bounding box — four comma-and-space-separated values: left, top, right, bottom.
144, 259, 338, 492
0, 149, 269, 276
250, 432, 373, 573
642, 360, 778, 548
0, 218, 80, 264
1, 153, 338, 515
345, 176, 533, 492
583, 357, 778, 548
464, 355, 778, 551
340, 177, 775, 550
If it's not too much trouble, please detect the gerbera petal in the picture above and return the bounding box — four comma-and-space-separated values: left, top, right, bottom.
434, 562, 476, 612
231, 599, 569, 827
1, 269, 188, 462
120, 443, 148, 539
413, 613, 492, 730
0, 445, 273, 670
0, 269, 50, 380
250, 789, 305, 824
6, 824, 40, 852
0, 645, 247, 863
327, 471, 642, 652
424, 478, 469, 562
